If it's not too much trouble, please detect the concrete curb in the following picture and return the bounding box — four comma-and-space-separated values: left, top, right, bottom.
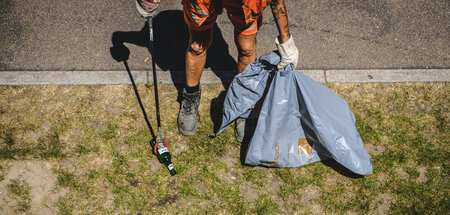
325, 69, 450, 83
0, 69, 448, 85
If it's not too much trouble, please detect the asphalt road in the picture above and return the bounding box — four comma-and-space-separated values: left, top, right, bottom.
0, 0, 448, 72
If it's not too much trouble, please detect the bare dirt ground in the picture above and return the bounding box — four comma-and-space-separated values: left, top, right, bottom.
0, 160, 66, 214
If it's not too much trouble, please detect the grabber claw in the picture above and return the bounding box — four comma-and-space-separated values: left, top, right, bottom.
153, 141, 158, 154
164, 140, 169, 150
152, 139, 169, 154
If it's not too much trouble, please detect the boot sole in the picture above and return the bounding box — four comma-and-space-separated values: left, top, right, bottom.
178, 125, 198, 136
177, 112, 199, 136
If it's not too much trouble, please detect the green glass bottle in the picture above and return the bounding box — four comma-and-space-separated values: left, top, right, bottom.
151, 135, 176, 176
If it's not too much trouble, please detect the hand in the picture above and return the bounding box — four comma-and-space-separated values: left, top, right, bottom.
275, 35, 299, 70
135, 0, 161, 18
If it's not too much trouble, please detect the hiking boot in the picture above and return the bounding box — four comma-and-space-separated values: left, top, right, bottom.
234, 117, 246, 142
178, 88, 201, 136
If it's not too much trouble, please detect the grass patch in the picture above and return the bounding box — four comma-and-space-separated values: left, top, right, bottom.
75, 144, 91, 155
7, 179, 32, 213
0, 165, 4, 181
101, 122, 119, 140
57, 196, 74, 215
1, 127, 15, 147
36, 130, 66, 159
0, 146, 33, 159
0, 125, 68, 159
57, 170, 78, 188
0, 83, 448, 214
390, 171, 448, 214
255, 194, 280, 215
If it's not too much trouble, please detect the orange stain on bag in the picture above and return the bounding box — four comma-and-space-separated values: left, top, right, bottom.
273, 142, 280, 162
298, 138, 313, 155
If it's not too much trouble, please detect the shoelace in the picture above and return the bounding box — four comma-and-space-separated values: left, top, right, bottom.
182, 94, 199, 115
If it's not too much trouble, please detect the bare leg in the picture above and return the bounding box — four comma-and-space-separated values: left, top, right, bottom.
185, 27, 213, 87
233, 31, 257, 142
234, 31, 257, 74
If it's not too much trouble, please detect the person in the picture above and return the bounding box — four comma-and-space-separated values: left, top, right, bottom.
136, 0, 298, 142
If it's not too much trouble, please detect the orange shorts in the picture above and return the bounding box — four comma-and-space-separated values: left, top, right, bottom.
181, 0, 271, 35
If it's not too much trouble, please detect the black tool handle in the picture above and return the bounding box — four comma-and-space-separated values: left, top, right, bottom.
148, 17, 161, 129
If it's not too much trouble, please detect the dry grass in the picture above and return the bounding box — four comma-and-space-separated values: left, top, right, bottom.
0, 83, 448, 214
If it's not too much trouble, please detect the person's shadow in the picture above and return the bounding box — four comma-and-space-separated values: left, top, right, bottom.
110, 10, 236, 132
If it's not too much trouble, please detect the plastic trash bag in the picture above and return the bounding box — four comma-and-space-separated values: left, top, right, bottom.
212, 51, 372, 175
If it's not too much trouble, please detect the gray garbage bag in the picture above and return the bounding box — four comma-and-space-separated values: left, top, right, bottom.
212, 52, 276, 135
213, 51, 372, 175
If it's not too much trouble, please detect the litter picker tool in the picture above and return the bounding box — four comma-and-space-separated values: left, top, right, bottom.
148, 16, 176, 176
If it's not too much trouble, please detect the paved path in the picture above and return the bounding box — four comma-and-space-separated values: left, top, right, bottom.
0, 0, 448, 84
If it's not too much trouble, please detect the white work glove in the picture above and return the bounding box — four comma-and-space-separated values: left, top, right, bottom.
275, 35, 299, 70
135, 0, 161, 18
